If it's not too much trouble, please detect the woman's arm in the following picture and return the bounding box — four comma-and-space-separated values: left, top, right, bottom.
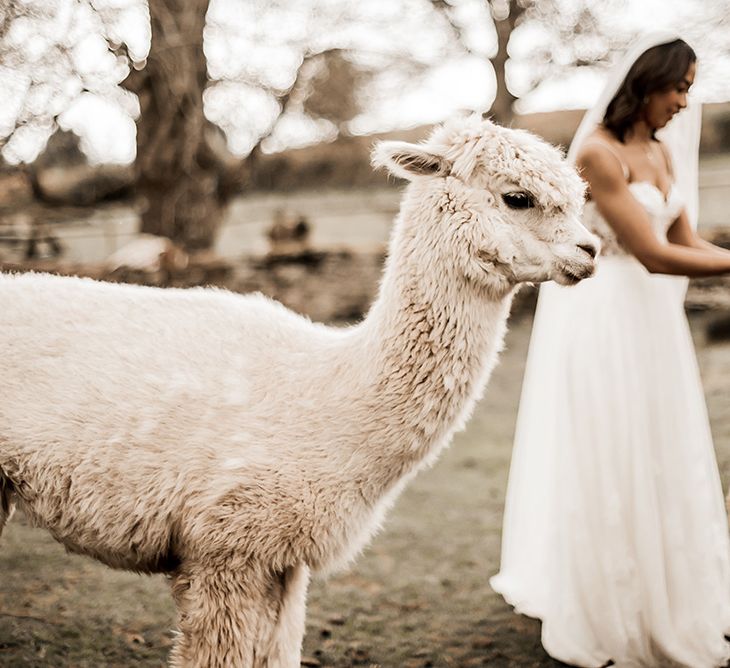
577, 145, 730, 278
666, 209, 701, 248
667, 208, 730, 256
658, 140, 730, 257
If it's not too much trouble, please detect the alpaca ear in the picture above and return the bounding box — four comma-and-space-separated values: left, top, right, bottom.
371, 141, 450, 180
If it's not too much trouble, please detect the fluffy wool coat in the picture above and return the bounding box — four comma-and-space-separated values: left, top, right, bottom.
0, 116, 596, 667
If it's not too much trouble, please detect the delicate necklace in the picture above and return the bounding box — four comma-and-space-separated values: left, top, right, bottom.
646, 144, 657, 165
636, 140, 656, 165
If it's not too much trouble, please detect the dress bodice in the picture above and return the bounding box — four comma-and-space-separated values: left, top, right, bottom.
584, 182, 685, 257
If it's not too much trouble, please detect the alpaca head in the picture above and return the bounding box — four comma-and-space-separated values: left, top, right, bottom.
373, 116, 599, 297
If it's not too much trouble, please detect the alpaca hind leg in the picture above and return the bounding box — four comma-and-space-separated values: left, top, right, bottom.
168, 561, 291, 668
267, 563, 310, 668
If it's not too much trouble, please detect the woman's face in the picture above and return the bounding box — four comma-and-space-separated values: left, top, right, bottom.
643, 61, 696, 129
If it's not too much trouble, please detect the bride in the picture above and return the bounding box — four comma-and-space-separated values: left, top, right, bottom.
490, 32, 730, 667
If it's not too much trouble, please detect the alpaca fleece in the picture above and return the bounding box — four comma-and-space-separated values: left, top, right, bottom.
0, 116, 596, 667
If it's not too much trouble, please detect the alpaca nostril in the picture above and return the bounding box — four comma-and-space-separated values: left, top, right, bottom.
578, 243, 598, 259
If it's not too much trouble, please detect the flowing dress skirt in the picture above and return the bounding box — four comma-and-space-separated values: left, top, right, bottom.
491, 256, 730, 668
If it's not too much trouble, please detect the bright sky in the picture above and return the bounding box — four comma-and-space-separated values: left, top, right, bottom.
2, 0, 729, 164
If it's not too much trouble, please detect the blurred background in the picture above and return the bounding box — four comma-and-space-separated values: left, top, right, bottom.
1, 0, 730, 320
2, 2, 730, 666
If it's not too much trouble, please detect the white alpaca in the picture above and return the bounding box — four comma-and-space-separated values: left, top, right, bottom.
0, 117, 597, 667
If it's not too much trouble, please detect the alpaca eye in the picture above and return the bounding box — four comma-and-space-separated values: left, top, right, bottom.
501, 192, 536, 209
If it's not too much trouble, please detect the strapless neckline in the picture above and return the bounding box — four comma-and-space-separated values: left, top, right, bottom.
627, 181, 684, 221
627, 181, 677, 206
583, 181, 685, 257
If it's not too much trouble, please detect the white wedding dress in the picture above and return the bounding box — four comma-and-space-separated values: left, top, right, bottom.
490, 180, 730, 667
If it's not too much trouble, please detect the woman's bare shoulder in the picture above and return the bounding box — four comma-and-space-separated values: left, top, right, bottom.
576, 128, 622, 158
576, 132, 626, 178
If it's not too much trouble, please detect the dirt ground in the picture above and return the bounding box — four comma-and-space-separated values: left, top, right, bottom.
1, 310, 730, 668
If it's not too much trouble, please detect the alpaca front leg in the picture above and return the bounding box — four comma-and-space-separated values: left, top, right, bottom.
0, 474, 15, 539
168, 562, 285, 668
268, 563, 310, 668
0, 501, 13, 539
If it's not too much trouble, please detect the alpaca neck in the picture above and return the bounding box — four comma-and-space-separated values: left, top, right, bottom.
352, 190, 515, 499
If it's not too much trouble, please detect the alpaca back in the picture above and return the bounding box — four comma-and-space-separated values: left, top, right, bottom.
0, 273, 382, 509
0, 273, 344, 447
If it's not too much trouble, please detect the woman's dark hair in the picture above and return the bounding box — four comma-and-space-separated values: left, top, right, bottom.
603, 39, 696, 142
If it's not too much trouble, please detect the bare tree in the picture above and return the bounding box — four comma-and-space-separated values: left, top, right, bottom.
244, 48, 368, 174
488, 0, 525, 124
430, 0, 622, 124
123, 1, 376, 249
0, 0, 373, 249
123, 0, 227, 249
0, 1, 90, 162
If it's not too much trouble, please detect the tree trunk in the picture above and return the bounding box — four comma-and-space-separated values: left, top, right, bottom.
489, 0, 524, 125
125, 0, 228, 250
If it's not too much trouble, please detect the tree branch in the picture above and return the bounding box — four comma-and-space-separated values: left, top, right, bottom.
428, 0, 479, 58
247, 47, 345, 162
